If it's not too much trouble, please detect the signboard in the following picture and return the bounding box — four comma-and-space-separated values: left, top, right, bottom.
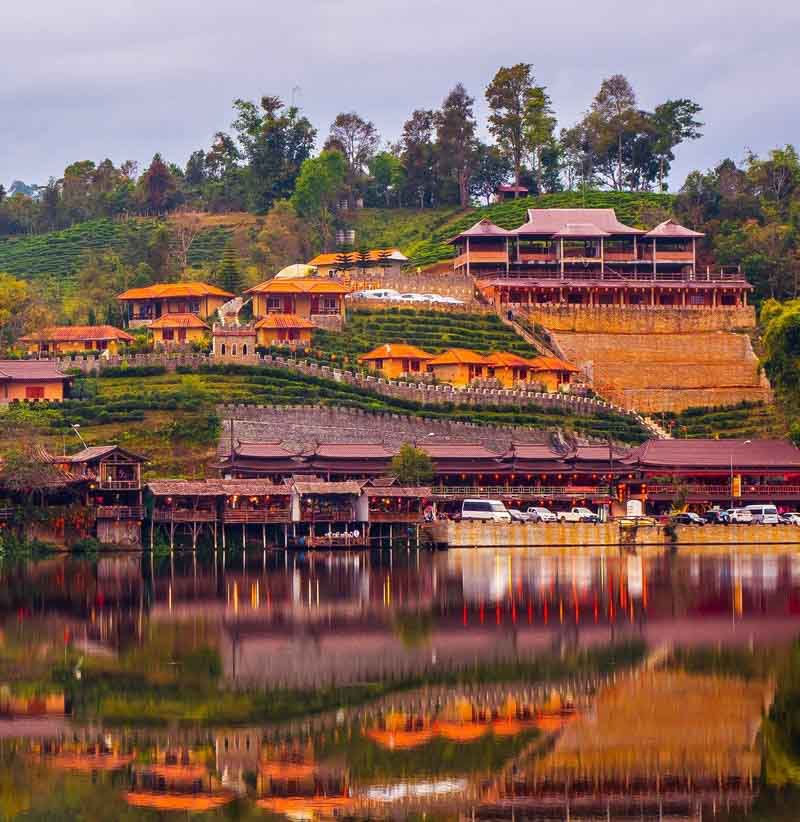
732, 474, 742, 498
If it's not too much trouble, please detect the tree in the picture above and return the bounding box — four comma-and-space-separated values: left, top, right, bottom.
138, 153, 176, 212
252, 200, 312, 276
367, 152, 406, 207
170, 212, 204, 270
232, 95, 317, 213
436, 83, 477, 207
0, 272, 55, 347
486, 63, 536, 191
523, 86, 557, 194
400, 109, 438, 208
216, 242, 243, 294
470, 143, 512, 205
328, 112, 380, 175
185, 150, 207, 187
584, 74, 643, 191
0, 446, 70, 506
291, 150, 347, 250
745, 145, 800, 212
651, 99, 703, 191
334, 250, 355, 277
391, 443, 435, 486
71, 251, 132, 326
356, 247, 371, 275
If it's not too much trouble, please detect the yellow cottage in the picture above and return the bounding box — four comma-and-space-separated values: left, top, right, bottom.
149, 314, 210, 347
245, 278, 350, 325
117, 283, 234, 328
254, 315, 315, 347
485, 352, 540, 388
19, 325, 134, 356
358, 343, 434, 379
528, 356, 581, 392
0, 360, 70, 402
426, 348, 490, 388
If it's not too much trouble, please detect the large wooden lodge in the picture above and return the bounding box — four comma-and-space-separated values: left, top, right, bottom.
452, 209, 751, 309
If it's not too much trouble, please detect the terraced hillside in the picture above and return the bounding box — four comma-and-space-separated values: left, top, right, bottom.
313, 308, 540, 361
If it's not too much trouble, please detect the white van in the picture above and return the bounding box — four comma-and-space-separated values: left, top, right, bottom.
745, 504, 780, 525
461, 499, 511, 523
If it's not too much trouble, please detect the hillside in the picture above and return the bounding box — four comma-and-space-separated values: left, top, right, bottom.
348, 191, 675, 269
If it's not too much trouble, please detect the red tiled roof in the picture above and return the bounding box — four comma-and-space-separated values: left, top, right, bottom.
0, 361, 69, 382
486, 352, 533, 368
623, 439, 800, 470
528, 356, 580, 373
427, 348, 491, 367
149, 313, 209, 329
644, 219, 704, 239
516, 208, 643, 236
358, 343, 434, 362
246, 277, 350, 295
19, 325, 134, 344
117, 282, 234, 300
254, 314, 315, 330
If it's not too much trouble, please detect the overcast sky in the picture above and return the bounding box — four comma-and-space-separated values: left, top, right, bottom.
3, 0, 799, 191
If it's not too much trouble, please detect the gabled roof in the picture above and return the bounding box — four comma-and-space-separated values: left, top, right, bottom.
147, 479, 291, 497
365, 486, 432, 497
512, 444, 564, 460
358, 343, 434, 362
528, 356, 580, 373
427, 348, 490, 367
486, 352, 533, 368
314, 443, 394, 459
63, 445, 147, 464
644, 219, 704, 239
515, 208, 643, 236
420, 443, 504, 460
0, 361, 69, 382
245, 277, 351, 295
19, 325, 134, 344
308, 249, 407, 266
292, 480, 365, 495
623, 439, 800, 470
552, 223, 610, 238
148, 313, 209, 330
449, 218, 514, 243
117, 282, 234, 300
254, 314, 316, 330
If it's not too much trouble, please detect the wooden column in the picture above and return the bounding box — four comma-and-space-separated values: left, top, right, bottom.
652, 240, 657, 275
466, 238, 470, 278
505, 238, 510, 275
692, 238, 697, 275
600, 238, 605, 274
560, 239, 565, 278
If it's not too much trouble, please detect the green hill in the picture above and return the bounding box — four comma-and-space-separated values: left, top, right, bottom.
349, 191, 674, 269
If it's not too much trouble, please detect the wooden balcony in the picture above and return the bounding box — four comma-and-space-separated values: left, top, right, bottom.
369, 510, 424, 523
519, 252, 557, 263
431, 485, 610, 500
152, 509, 218, 523
223, 509, 291, 524
646, 484, 800, 500
654, 250, 694, 262
301, 508, 356, 523
96, 505, 145, 520
454, 251, 509, 267
98, 479, 140, 491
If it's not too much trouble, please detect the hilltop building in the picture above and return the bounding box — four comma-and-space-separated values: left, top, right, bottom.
19, 325, 134, 356
117, 282, 234, 328
245, 277, 350, 331
308, 249, 408, 278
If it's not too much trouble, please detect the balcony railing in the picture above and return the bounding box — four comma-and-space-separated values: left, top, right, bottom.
646, 484, 800, 499
223, 509, 291, 524
454, 251, 509, 267
301, 508, 356, 523
98, 479, 140, 491
152, 509, 218, 523
96, 505, 145, 520
431, 486, 611, 499
369, 510, 424, 522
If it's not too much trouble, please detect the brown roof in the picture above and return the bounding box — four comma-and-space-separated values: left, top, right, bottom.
420, 443, 504, 460
515, 208, 643, 236
528, 356, 580, 373
117, 282, 234, 300
63, 445, 147, 464
512, 444, 563, 460
571, 444, 631, 462
644, 219, 704, 239
147, 480, 290, 497
358, 343, 434, 362
449, 218, 514, 243
0, 361, 69, 382
623, 439, 800, 470
427, 348, 490, 367
233, 441, 300, 459
314, 443, 394, 459
254, 314, 316, 330
486, 352, 534, 368
552, 223, 610, 238
19, 325, 134, 344
292, 480, 365, 495
365, 486, 432, 497
149, 313, 209, 330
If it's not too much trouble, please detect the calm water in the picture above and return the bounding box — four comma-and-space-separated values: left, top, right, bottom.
2, 545, 800, 820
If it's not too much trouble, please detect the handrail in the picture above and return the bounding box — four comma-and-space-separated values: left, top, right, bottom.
431, 485, 611, 498
96, 505, 145, 520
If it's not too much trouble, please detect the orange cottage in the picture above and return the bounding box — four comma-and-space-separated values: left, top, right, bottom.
358, 343, 434, 379
149, 313, 210, 347
254, 314, 315, 347
19, 325, 134, 356
426, 348, 491, 388
0, 361, 71, 402
528, 355, 581, 392
245, 278, 350, 328
117, 283, 234, 328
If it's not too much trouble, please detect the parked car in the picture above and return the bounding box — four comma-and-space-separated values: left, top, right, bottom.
557, 507, 599, 523
781, 512, 800, 525
671, 512, 706, 526
461, 499, 512, 523
526, 506, 557, 523
702, 509, 730, 525
507, 508, 530, 522
351, 288, 402, 301
726, 508, 754, 524
744, 504, 780, 525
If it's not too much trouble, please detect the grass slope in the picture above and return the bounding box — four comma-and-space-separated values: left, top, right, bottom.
313, 308, 539, 360
662, 401, 786, 439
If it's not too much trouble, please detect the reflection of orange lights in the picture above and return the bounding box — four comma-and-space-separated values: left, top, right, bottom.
147, 764, 207, 781
366, 728, 435, 750
256, 796, 354, 814
535, 711, 578, 733
42, 753, 134, 772
259, 761, 317, 779
491, 719, 522, 736
125, 792, 235, 811
433, 721, 489, 742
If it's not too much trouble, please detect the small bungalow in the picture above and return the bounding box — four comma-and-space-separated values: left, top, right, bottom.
149, 313, 209, 347
245, 277, 350, 328
19, 325, 134, 356
485, 351, 539, 388
254, 314, 315, 347
357, 343, 434, 379
0, 360, 71, 402
495, 183, 529, 202
117, 282, 234, 328
426, 348, 490, 388
308, 248, 408, 278
528, 355, 581, 392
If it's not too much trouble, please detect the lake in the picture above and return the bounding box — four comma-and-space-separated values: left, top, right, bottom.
1, 545, 799, 820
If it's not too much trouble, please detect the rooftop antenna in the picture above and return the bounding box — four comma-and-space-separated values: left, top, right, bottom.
70, 423, 87, 449
291, 85, 302, 107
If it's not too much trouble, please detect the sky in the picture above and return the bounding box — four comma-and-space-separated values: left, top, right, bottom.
3, 0, 799, 191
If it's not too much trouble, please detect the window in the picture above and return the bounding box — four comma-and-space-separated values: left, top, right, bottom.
232, 344, 237, 356
221, 344, 226, 355
242, 344, 248, 356
25, 386, 45, 400
267, 297, 282, 313
162, 328, 175, 341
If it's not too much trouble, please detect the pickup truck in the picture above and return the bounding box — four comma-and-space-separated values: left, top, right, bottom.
557, 507, 599, 523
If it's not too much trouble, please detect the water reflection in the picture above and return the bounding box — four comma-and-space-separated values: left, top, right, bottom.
1, 545, 800, 819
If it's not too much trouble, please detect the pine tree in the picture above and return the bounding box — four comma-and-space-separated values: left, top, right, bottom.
217, 242, 243, 294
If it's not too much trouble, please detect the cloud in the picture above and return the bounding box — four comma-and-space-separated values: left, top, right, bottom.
3, 0, 799, 188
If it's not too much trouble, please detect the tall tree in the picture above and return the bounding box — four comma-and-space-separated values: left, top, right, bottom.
523, 86, 557, 194
486, 63, 536, 191
138, 153, 176, 212
391, 443, 434, 486
435, 83, 477, 208
291, 150, 347, 250
327, 112, 380, 175
651, 99, 703, 191
469, 143, 512, 205
367, 152, 406, 206
252, 201, 312, 276
216, 241, 243, 294
400, 109, 438, 208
